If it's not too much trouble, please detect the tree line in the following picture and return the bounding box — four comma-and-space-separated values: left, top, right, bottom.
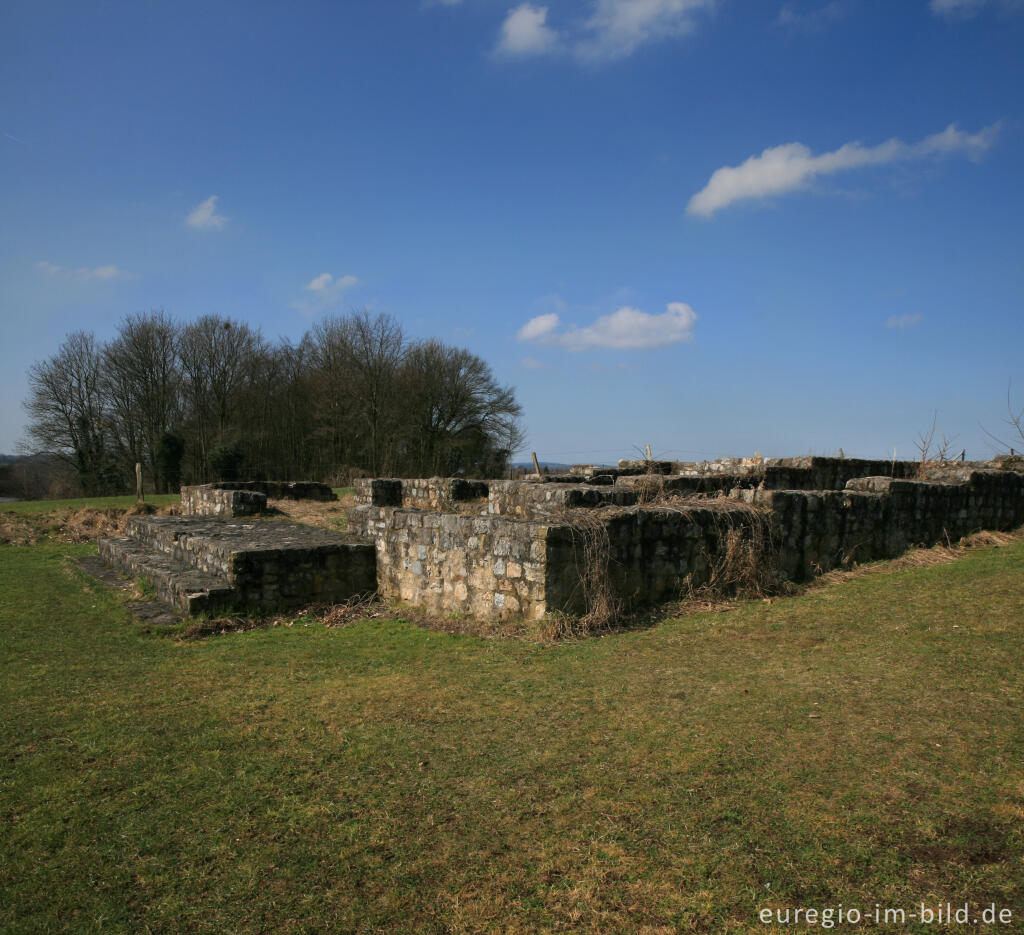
22, 310, 525, 495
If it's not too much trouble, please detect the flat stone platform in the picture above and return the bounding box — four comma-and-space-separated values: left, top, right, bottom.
99, 515, 376, 616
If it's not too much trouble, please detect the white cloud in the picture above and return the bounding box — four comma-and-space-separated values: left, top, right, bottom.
520, 356, 545, 369
517, 312, 560, 341
576, 0, 716, 62
186, 195, 227, 230
517, 302, 697, 350
290, 272, 358, 316
687, 122, 1001, 217
495, 4, 560, 56
491, 0, 715, 63
35, 261, 134, 281
886, 313, 924, 330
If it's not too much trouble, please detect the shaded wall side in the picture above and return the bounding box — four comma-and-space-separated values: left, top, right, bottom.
742, 471, 1024, 580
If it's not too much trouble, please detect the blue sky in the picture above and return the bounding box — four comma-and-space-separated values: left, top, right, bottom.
1, 0, 1022, 463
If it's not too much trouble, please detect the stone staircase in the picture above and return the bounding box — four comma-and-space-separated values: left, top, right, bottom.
99, 515, 376, 617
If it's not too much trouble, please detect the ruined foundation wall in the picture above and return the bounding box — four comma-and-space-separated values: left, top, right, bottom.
487, 481, 639, 518
601, 505, 768, 606
353, 477, 489, 510
181, 481, 335, 517
124, 515, 375, 611
349, 501, 771, 618
349, 505, 583, 621
181, 485, 267, 517
735, 470, 1024, 581
616, 457, 926, 495
348, 466, 1024, 622
214, 481, 336, 501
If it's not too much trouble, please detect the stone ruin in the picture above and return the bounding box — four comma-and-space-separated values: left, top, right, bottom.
97, 456, 1024, 625
100, 482, 376, 616
179, 481, 336, 517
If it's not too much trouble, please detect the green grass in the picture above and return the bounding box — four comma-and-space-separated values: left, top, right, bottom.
1, 536, 1023, 933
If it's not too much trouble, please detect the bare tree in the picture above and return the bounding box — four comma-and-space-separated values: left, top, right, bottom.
102, 311, 181, 490
980, 380, 1024, 456
915, 411, 937, 477
24, 332, 114, 494
178, 316, 265, 480
21, 310, 526, 493
398, 340, 523, 477
345, 311, 405, 475
308, 316, 361, 473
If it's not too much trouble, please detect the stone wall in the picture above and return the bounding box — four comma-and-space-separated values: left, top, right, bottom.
487, 481, 639, 518
734, 470, 1024, 581
181, 481, 336, 517
349, 466, 1024, 622
348, 500, 778, 620
349, 505, 582, 621
181, 485, 267, 517
602, 505, 766, 607
616, 457, 924, 495
124, 515, 375, 611
214, 481, 336, 501
353, 477, 489, 510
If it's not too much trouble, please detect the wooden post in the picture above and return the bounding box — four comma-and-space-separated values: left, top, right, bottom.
644, 444, 652, 462
531, 451, 541, 476
135, 462, 144, 503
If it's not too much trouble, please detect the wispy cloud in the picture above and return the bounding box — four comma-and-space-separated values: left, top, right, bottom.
777, 2, 843, 30
35, 261, 135, 282
688, 122, 1001, 217
930, 0, 1023, 18
491, 0, 715, 63
520, 356, 545, 369
186, 195, 227, 230
4, 132, 27, 145
290, 272, 358, 316
886, 313, 924, 330
517, 302, 697, 350
576, 0, 716, 62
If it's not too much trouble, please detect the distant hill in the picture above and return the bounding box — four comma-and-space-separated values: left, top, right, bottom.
511, 461, 572, 471
0, 454, 18, 464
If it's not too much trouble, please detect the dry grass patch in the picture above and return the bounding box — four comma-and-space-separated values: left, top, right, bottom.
0, 502, 177, 546
264, 491, 356, 530
806, 527, 1023, 592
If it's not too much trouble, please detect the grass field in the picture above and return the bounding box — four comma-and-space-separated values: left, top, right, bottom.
1, 518, 1022, 932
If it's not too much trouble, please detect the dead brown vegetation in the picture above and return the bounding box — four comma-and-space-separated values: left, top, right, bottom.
0, 504, 177, 546
805, 527, 1021, 591
548, 507, 622, 639
264, 493, 356, 530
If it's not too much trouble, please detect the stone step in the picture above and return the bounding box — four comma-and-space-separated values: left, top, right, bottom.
107, 516, 378, 615
98, 535, 239, 616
